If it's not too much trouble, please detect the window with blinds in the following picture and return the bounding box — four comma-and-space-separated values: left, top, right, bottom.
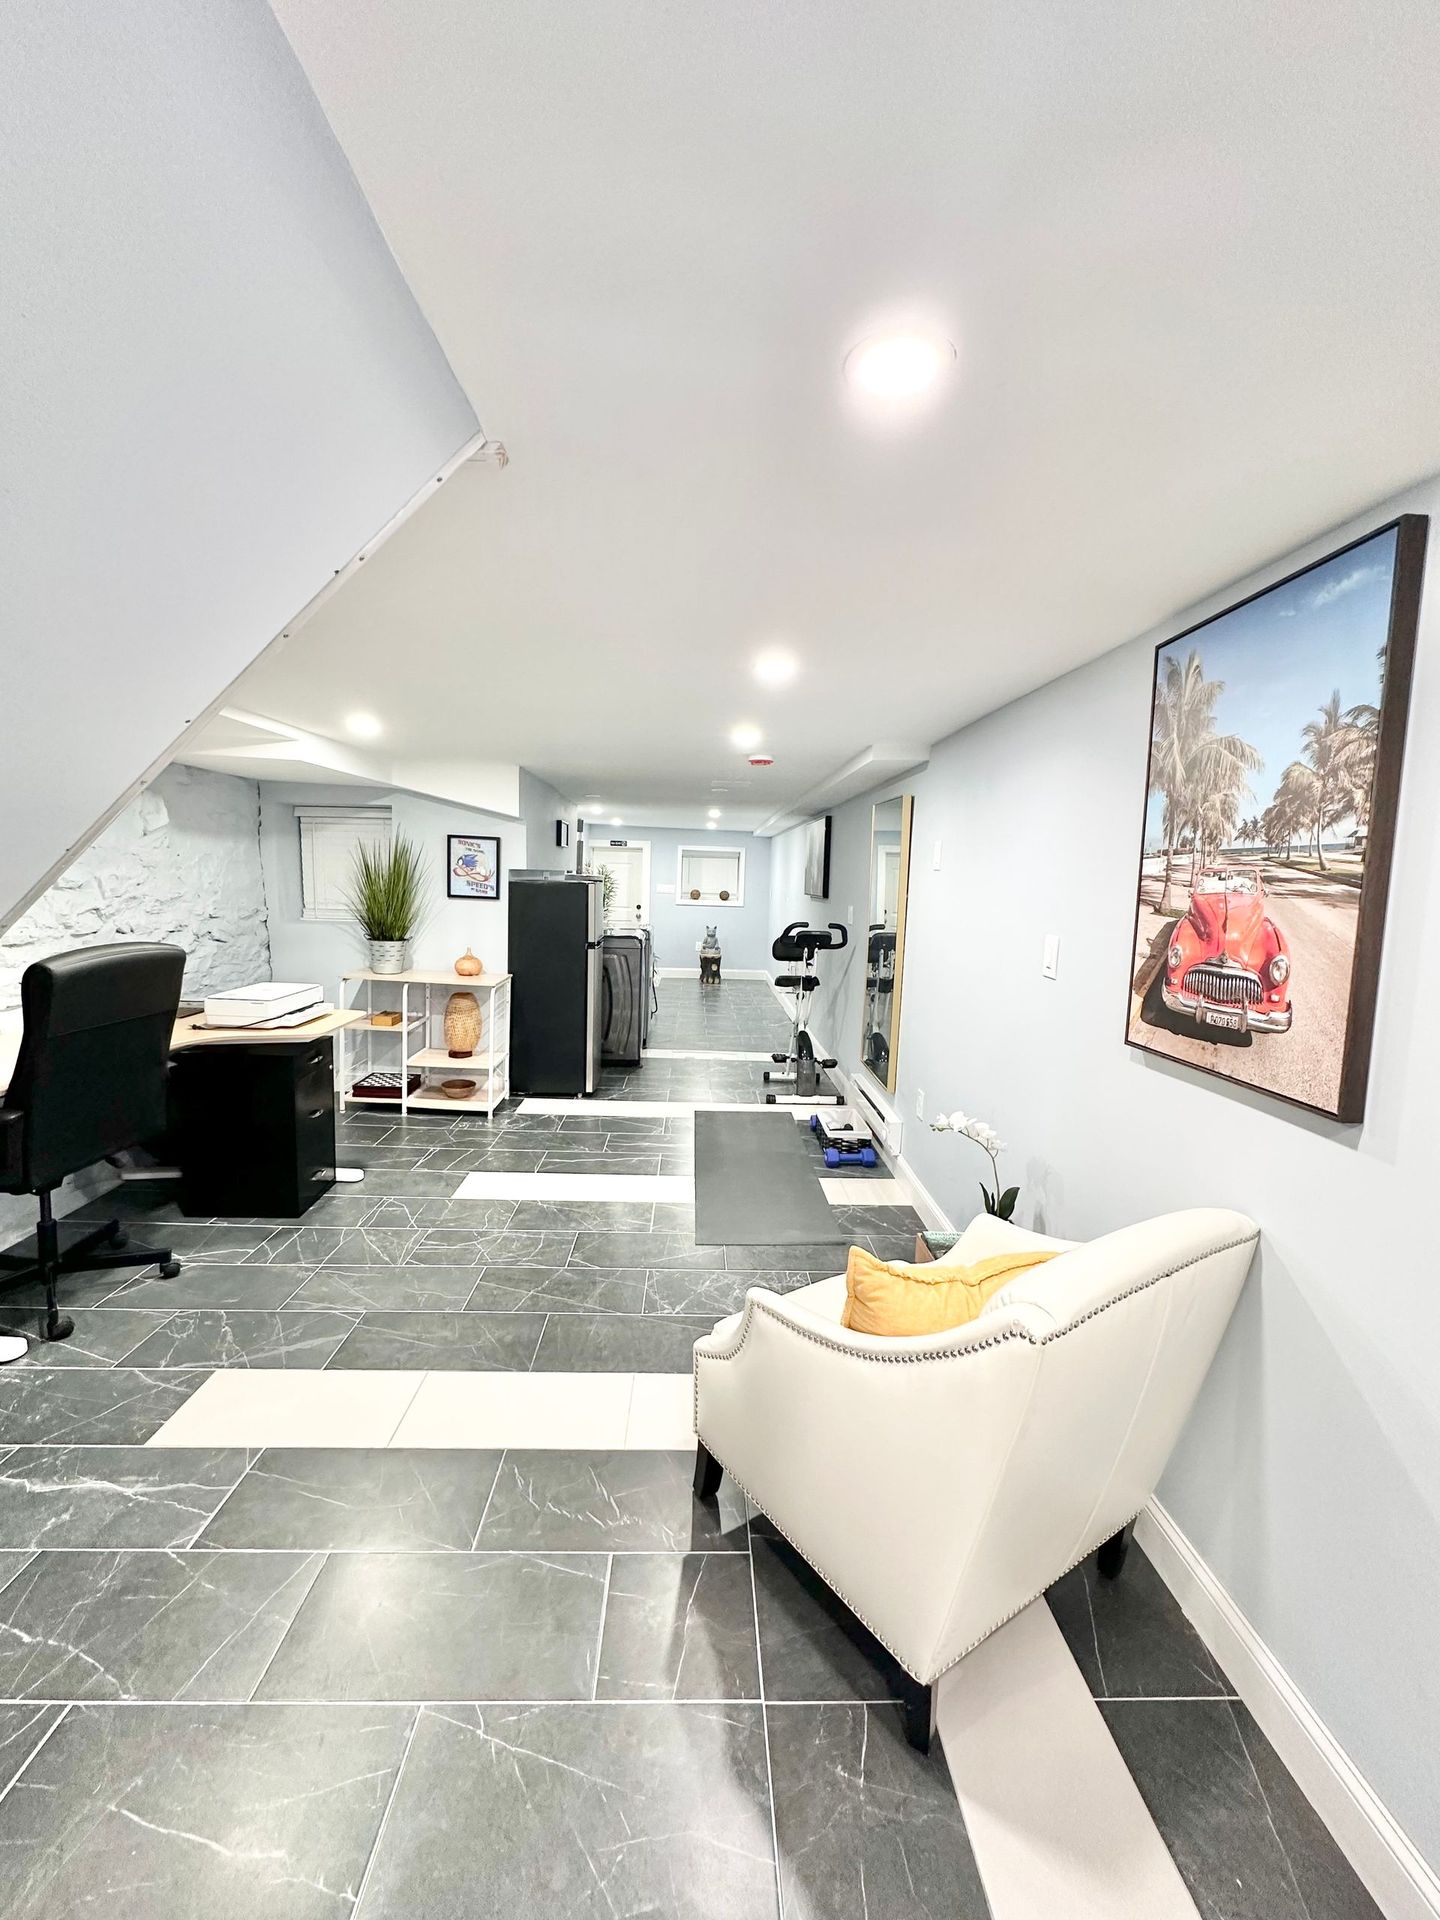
295, 807, 392, 921
676, 845, 745, 907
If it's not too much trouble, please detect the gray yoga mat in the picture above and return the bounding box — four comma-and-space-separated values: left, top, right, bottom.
693, 1109, 845, 1246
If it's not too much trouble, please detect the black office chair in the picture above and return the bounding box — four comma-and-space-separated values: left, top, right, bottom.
0, 943, 185, 1343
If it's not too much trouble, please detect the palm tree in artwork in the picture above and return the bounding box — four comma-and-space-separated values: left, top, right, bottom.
1293, 689, 1365, 871
1149, 651, 1263, 913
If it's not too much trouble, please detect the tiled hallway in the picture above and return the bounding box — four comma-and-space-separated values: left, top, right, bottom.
0, 981, 1382, 1916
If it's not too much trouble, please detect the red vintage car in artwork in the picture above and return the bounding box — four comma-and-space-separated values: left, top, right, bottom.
1161, 865, 1293, 1035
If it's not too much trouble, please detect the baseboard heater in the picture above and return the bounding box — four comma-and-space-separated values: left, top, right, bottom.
850, 1075, 903, 1157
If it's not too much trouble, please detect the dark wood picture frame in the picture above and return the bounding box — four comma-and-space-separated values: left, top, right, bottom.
447, 833, 501, 900
804, 814, 833, 899
1123, 513, 1427, 1124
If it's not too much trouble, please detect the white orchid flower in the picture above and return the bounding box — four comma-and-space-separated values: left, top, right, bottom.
931, 1110, 1017, 1219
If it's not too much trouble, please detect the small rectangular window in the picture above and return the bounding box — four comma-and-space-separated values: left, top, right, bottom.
296, 807, 391, 921
676, 845, 745, 907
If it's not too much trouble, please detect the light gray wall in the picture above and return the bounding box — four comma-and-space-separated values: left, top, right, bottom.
517, 770, 576, 876
260, 784, 523, 986
0, 763, 271, 1244
613, 826, 775, 972
1, 0, 478, 927
793, 477, 1440, 1869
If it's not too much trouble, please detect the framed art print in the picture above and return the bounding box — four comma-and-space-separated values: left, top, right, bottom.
448, 833, 500, 900
1125, 514, 1426, 1122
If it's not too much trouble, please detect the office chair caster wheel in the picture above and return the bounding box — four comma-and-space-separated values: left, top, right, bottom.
1096, 1526, 1130, 1581
105, 1228, 129, 1251
42, 1312, 74, 1344
158, 1259, 181, 1279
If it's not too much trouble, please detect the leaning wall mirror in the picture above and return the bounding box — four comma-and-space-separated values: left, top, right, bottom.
860, 794, 914, 1095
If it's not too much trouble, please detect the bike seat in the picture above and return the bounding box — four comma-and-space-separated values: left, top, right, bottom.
775, 973, 819, 991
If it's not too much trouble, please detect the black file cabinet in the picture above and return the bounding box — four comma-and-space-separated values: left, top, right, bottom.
170, 1037, 337, 1219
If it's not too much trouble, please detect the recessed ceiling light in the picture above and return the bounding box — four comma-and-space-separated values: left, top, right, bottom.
610, 816, 622, 826
707, 808, 722, 818
729, 723, 763, 752
752, 648, 798, 688
344, 712, 383, 740
706, 821, 718, 830
843, 331, 956, 401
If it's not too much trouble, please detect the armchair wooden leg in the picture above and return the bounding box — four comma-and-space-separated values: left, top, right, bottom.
693, 1441, 722, 1501
898, 1672, 935, 1754
1097, 1524, 1131, 1580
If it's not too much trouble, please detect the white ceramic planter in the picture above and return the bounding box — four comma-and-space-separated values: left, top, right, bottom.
368, 940, 412, 975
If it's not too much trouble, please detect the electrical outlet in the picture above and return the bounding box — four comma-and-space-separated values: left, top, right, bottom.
915, 1088, 925, 1121
846, 904, 854, 925
1042, 933, 1060, 980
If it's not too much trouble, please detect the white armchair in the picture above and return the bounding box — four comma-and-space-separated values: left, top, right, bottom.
693, 1206, 1258, 1747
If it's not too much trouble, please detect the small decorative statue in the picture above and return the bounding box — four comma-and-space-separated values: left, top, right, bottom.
699, 924, 722, 988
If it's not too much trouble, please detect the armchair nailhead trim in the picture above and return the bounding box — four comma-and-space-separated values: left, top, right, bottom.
692, 1230, 1258, 1685
706, 1439, 1145, 1688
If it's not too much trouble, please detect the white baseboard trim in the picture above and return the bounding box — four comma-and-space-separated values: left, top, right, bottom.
655, 965, 774, 980
1137, 1499, 1439, 1920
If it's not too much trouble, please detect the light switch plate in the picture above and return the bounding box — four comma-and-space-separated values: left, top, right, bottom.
915, 1088, 925, 1120
1042, 933, 1060, 980
932, 840, 943, 871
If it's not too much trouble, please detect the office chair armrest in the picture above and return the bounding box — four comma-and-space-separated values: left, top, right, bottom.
0, 1109, 22, 1189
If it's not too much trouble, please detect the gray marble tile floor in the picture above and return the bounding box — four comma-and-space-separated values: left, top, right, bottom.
0, 978, 1381, 1917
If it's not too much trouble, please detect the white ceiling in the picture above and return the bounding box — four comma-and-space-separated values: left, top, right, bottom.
239, 0, 1440, 830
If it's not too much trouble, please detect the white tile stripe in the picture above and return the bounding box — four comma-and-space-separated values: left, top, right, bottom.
450, 1171, 694, 1203
518, 1097, 822, 1119
818, 1176, 908, 1204
937, 1599, 1201, 1920
144, 1368, 698, 1450
519, 1098, 757, 1117
643, 1048, 777, 1062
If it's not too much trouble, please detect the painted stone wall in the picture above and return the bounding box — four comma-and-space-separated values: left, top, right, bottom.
0, 763, 270, 1013
0, 763, 271, 1246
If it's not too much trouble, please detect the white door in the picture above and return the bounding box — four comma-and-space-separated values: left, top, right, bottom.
599, 842, 650, 928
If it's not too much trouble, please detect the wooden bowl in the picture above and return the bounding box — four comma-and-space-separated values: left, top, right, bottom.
439, 1078, 476, 1100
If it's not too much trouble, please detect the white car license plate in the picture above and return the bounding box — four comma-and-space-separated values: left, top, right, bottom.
1201, 1009, 1242, 1031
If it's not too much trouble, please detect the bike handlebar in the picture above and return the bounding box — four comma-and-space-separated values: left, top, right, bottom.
778, 920, 849, 953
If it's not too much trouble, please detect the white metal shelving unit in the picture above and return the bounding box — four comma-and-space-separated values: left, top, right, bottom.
338, 969, 512, 1119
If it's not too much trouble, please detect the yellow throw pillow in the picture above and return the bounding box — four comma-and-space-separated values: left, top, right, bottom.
841, 1243, 1061, 1337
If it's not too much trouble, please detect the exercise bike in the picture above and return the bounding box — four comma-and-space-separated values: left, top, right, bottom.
764, 921, 847, 1106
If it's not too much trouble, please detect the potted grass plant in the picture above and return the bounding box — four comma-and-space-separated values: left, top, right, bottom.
345, 834, 428, 974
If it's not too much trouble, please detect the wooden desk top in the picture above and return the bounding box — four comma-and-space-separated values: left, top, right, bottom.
170, 1007, 365, 1050
0, 1006, 364, 1099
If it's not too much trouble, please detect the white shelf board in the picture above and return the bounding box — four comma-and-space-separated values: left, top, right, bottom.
341, 968, 512, 987
408, 1046, 509, 1071
408, 1085, 501, 1111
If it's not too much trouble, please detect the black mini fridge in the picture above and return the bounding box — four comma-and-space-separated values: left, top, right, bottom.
509, 871, 605, 1094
